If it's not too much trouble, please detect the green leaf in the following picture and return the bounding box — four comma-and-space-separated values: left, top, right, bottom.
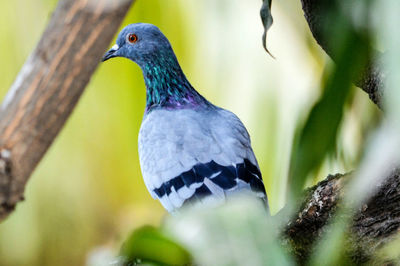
120, 225, 192, 266
288, 24, 370, 201
260, 0, 274, 57
376, 234, 400, 263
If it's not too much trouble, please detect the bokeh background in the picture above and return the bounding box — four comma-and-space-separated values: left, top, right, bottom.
0, 0, 380, 265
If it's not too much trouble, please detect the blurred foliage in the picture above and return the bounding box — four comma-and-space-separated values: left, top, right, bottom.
164, 196, 293, 266
308, 1, 400, 265
0, 0, 384, 266
288, 21, 371, 201
376, 235, 400, 263
119, 226, 191, 265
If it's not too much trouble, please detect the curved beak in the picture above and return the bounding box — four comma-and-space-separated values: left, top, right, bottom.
102, 44, 119, 62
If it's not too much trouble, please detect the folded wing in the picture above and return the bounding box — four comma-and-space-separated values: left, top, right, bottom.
139, 108, 267, 212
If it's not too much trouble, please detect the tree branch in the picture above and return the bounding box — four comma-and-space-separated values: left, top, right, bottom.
0, 0, 134, 221
285, 170, 400, 263
300, 0, 385, 108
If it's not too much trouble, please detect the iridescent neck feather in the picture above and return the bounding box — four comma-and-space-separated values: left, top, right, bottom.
139, 50, 209, 112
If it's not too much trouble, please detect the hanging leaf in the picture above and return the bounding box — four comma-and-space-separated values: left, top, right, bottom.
119, 225, 192, 266
260, 0, 274, 57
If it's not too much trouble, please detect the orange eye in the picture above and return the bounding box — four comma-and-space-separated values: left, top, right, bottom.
128, 34, 138, 43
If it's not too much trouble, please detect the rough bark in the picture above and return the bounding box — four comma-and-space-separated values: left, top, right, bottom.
285, 170, 400, 264
0, 0, 134, 221
300, 0, 385, 108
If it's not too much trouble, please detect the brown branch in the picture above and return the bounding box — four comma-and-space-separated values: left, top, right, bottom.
284, 170, 400, 264
0, 0, 135, 221
300, 0, 385, 108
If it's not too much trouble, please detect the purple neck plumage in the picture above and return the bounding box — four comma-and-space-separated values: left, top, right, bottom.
139, 49, 209, 113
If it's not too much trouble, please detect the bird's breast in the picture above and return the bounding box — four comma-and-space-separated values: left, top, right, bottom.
138, 109, 214, 185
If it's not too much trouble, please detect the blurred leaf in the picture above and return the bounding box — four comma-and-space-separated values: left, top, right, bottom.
376, 233, 400, 263
295, 5, 374, 266
308, 216, 353, 266
120, 225, 192, 266
165, 196, 294, 266
260, 0, 274, 57
288, 24, 370, 201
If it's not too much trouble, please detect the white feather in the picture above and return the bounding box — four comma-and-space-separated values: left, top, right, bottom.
159, 195, 174, 212
176, 186, 195, 199
169, 187, 184, 209
204, 178, 225, 200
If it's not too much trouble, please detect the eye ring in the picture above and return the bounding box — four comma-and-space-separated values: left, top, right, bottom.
127, 34, 138, 43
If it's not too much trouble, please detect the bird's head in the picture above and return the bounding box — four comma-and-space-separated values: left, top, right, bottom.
102, 23, 172, 65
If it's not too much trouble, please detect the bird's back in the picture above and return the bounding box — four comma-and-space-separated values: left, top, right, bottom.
138, 106, 267, 212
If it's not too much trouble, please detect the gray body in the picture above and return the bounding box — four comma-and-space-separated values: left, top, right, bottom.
139, 106, 264, 212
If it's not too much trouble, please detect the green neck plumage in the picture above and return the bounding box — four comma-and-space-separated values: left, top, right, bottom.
140, 50, 208, 112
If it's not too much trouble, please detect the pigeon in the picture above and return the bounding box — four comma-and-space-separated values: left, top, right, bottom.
102, 23, 268, 213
